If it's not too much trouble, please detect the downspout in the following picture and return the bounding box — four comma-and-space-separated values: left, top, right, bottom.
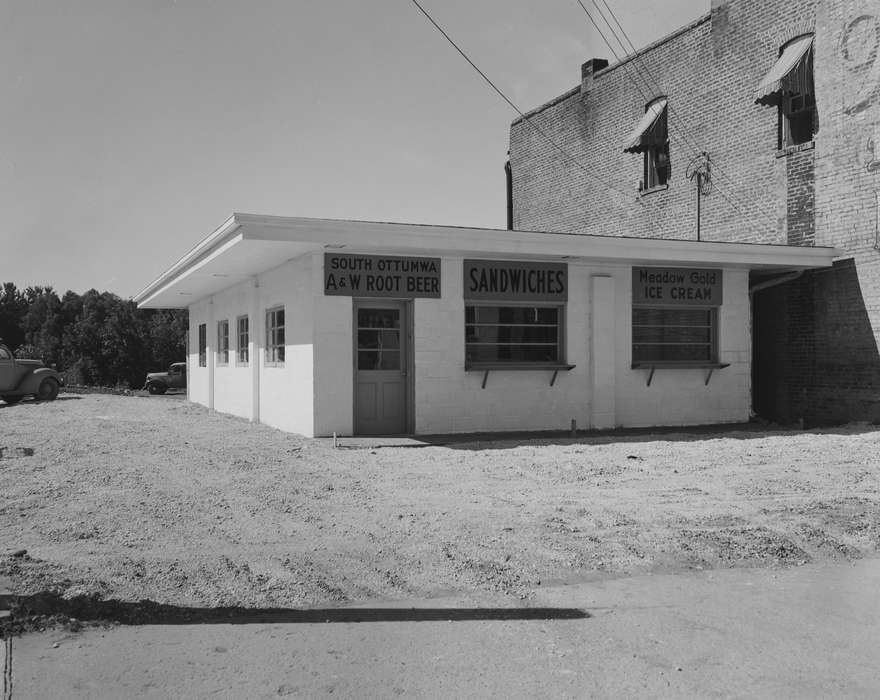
207, 297, 215, 411
505, 158, 513, 230
251, 277, 261, 424
749, 270, 804, 298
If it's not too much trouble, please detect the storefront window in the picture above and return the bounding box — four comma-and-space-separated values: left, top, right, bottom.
465, 305, 562, 364
632, 307, 717, 363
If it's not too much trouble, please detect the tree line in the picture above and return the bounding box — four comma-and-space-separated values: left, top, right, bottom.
0, 282, 187, 388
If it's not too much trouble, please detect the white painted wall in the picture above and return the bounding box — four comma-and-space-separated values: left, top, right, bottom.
614, 267, 751, 427
185, 253, 317, 436
411, 256, 592, 434
187, 254, 752, 437
257, 255, 315, 436
210, 283, 253, 421
188, 298, 211, 408
313, 286, 354, 437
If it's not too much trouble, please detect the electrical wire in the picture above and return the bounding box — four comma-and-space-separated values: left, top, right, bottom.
409, 0, 674, 239
591, 0, 781, 231
578, 0, 764, 233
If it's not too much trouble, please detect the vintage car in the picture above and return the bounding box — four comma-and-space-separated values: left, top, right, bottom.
143, 362, 187, 394
0, 342, 64, 403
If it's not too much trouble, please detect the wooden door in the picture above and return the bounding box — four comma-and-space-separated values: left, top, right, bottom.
354, 302, 408, 435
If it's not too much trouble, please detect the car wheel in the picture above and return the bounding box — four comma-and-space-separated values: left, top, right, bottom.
1, 395, 22, 404
147, 382, 164, 395
36, 377, 59, 401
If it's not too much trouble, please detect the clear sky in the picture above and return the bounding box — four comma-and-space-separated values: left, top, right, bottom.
0, 0, 706, 298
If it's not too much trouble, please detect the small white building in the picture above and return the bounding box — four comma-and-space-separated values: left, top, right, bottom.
134, 214, 838, 437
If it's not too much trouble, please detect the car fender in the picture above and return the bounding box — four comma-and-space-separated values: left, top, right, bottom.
17, 367, 63, 395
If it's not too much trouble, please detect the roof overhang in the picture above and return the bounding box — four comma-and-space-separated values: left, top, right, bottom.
134, 213, 842, 308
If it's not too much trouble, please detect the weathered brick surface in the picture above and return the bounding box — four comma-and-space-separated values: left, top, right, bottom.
509, 0, 880, 424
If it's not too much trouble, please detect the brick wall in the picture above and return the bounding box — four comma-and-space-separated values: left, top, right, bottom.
510, 0, 880, 425
786, 146, 816, 245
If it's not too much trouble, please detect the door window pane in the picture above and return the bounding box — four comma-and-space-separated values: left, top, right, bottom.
357, 308, 401, 370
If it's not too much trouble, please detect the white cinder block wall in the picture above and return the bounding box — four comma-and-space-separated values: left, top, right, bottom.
186, 253, 318, 437
411, 257, 592, 434
258, 256, 314, 435
614, 267, 751, 427
189, 254, 752, 437
211, 283, 255, 420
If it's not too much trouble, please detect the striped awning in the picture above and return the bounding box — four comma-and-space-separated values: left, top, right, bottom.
623, 99, 667, 154
754, 34, 814, 106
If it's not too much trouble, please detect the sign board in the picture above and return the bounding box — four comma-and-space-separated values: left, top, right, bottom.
632, 267, 723, 306
463, 260, 568, 301
324, 254, 441, 298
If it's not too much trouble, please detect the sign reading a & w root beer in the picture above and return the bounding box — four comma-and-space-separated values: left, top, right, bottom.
324, 253, 441, 298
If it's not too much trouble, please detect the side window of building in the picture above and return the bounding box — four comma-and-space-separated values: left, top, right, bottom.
217, 320, 229, 365
465, 304, 563, 365
198, 323, 207, 367
632, 307, 717, 364
265, 307, 285, 366
624, 97, 669, 192
236, 315, 249, 365
754, 34, 815, 149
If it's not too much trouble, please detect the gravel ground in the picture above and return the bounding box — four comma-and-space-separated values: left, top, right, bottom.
1, 393, 879, 630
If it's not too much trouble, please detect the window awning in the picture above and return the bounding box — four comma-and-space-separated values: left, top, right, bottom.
754, 34, 814, 106
623, 99, 667, 154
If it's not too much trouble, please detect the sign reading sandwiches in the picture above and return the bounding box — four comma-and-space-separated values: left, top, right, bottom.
463, 260, 568, 301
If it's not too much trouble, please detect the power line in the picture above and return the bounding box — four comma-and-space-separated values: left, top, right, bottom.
577, 0, 762, 233
592, 0, 781, 231
408, 0, 673, 239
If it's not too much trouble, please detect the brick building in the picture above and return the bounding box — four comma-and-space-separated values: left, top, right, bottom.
508, 0, 880, 425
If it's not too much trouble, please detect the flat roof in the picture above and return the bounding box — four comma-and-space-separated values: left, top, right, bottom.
134, 213, 840, 308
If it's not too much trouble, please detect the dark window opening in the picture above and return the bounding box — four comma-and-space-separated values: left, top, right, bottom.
198, 323, 206, 367
465, 305, 562, 364
632, 307, 717, 363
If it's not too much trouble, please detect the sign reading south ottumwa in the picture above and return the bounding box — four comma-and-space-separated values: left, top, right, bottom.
324, 254, 441, 298
632, 267, 723, 306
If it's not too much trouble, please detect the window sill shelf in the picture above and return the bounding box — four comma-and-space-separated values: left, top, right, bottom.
776, 140, 814, 158
465, 363, 576, 389
631, 362, 730, 387
639, 184, 669, 197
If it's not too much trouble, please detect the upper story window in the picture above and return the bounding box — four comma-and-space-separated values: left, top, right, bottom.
624, 97, 669, 191
754, 34, 816, 148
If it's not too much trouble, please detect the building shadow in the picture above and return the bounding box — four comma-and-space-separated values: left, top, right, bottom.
753, 259, 880, 427
330, 421, 880, 451
4, 593, 588, 628
0, 396, 81, 409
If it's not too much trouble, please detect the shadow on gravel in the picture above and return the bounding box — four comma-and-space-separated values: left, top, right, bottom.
332, 422, 880, 451
3, 593, 588, 633
0, 396, 82, 409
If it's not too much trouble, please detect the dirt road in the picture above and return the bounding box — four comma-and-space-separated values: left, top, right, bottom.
1, 393, 879, 625
7, 558, 880, 698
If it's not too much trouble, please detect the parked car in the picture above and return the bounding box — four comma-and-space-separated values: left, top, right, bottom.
0, 342, 64, 404
143, 362, 187, 394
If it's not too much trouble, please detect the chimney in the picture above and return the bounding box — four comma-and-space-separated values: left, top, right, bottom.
581, 58, 609, 95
